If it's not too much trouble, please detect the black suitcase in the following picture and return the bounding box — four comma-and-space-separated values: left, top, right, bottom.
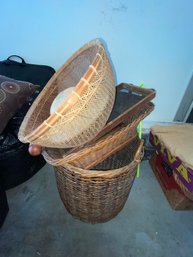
0, 55, 55, 190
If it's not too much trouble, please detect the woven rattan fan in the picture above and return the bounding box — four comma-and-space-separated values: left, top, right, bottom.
18, 40, 116, 148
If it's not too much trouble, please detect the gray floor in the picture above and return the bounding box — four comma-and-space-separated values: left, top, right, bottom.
0, 161, 193, 257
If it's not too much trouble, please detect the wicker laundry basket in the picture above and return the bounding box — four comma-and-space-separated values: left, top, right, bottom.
51, 136, 144, 223
18, 39, 116, 148
43, 102, 154, 169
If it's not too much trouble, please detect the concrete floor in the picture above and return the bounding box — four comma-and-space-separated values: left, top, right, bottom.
0, 161, 193, 257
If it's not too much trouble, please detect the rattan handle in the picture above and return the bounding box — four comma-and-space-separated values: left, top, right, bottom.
134, 140, 144, 162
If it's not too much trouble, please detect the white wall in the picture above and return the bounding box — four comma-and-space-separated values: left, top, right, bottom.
1, 0, 193, 123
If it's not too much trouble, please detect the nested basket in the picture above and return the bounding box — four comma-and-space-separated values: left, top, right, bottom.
52, 136, 144, 223
43, 83, 155, 168
18, 39, 116, 148
43, 102, 154, 169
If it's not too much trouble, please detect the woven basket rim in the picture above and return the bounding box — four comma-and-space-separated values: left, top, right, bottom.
42, 102, 153, 167
60, 159, 138, 178
51, 137, 144, 178
19, 39, 106, 143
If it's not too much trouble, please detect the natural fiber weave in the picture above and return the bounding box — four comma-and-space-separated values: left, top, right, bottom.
18, 40, 116, 148
52, 136, 143, 223
43, 102, 154, 169
92, 83, 156, 141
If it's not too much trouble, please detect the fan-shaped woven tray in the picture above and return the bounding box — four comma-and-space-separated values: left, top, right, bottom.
18, 40, 116, 148
53, 136, 144, 223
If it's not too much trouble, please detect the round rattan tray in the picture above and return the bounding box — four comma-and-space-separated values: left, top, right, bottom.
19, 40, 116, 148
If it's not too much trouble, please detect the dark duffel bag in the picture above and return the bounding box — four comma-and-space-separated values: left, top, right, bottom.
0, 183, 9, 228
0, 55, 55, 190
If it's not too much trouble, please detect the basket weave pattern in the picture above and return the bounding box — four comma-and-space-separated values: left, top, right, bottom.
54, 136, 142, 223
43, 102, 154, 169
19, 40, 116, 148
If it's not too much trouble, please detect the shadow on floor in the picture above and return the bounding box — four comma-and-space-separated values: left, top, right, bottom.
0, 161, 193, 257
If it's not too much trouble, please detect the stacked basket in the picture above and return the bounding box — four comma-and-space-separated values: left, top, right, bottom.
19, 40, 156, 223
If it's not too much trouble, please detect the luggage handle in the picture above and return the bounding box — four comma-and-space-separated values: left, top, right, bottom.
134, 140, 144, 162
6, 55, 26, 66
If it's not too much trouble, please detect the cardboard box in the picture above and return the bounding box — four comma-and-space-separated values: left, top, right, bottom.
150, 153, 193, 210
